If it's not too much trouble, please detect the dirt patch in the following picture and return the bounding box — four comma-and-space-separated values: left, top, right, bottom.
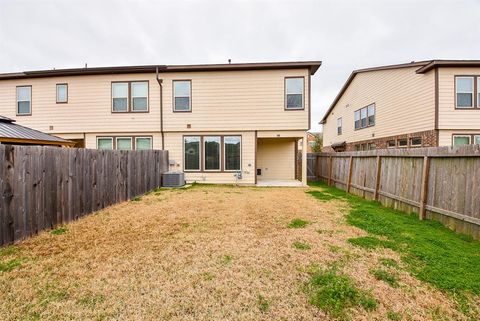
0, 185, 468, 320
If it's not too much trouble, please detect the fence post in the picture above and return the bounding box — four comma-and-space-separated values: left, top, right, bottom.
373, 155, 382, 201
346, 156, 353, 193
2, 145, 15, 246
328, 155, 333, 186
419, 156, 430, 220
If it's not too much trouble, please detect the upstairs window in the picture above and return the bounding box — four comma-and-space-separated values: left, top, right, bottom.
354, 103, 375, 130
16, 86, 31, 115
112, 81, 149, 112
56, 84, 68, 103
112, 83, 129, 112
455, 77, 474, 108
173, 80, 191, 112
337, 117, 342, 135
285, 77, 304, 109
354, 110, 360, 130
131, 82, 148, 111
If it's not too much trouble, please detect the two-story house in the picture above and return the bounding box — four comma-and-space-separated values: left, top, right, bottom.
0, 61, 321, 185
321, 60, 480, 151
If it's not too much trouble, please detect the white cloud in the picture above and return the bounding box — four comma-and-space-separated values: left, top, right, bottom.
1, 0, 479, 131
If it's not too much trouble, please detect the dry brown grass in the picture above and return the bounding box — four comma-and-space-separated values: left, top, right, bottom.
0, 185, 465, 320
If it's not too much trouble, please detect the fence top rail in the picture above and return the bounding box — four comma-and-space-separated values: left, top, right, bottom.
310, 145, 480, 158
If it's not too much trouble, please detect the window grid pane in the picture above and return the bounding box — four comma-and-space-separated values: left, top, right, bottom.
116, 138, 132, 150
98, 138, 113, 150
453, 136, 470, 146
184, 137, 200, 170
285, 78, 303, 109
57, 84, 67, 102
204, 137, 220, 170
174, 81, 191, 111
17, 86, 31, 101
474, 135, 480, 145
136, 137, 152, 150
456, 77, 474, 108
224, 136, 241, 171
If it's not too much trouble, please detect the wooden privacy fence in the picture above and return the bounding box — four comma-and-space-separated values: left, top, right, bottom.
308, 145, 480, 239
0, 145, 169, 246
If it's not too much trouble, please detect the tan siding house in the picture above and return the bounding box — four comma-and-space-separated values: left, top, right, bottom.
321, 60, 480, 151
0, 61, 321, 185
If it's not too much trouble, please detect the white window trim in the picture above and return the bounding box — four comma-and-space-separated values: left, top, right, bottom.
337, 117, 342, 135
97, 137, 113, 150
111, 82, 129, 113
285, 77, 304, 110
387, 141, 396, 149
173, 80, 192, 112
223, 136, 242, 172
397, 139, 408, 148
455, 76, 474, 109
16, 86, 32, 115
203, 136, 221, 172
410, 137, 422, 147
56, 84, 68, 103
135, 136, 152, 150
116, 137, 133, 150
131, 81, 149, 112
474, 135, 480, 145
453, 135, 471, 146
183, 136, 201, 172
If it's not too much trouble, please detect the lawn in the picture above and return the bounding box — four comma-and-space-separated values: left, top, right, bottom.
0, 184, 478, 320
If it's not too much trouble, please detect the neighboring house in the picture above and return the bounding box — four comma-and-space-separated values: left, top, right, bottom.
321, 60, 480, 151
299, 132, 321, 153
0, 115, 73, 147
0, 61, 321, 185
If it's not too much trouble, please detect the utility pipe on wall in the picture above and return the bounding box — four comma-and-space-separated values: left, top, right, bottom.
156, 67, 164, 150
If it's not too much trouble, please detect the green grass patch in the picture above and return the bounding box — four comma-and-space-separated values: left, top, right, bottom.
0, 246, 18, 257
221, 255, 233, 265
293, 241, 311, 250
257, 294, 270, 313
50, 227, 67, 235
0, 258, 22, 272
387, 310, 402, 320
287, 218, 309, 228
304, 266, 377, 320
308, 181, 480, 295
132, 196, 142, 202
370, 269, 399, 288
347, 236, 396, 250
379, 258, 400, 269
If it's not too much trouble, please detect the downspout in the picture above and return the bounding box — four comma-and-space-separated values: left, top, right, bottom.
156, 67, 164, 150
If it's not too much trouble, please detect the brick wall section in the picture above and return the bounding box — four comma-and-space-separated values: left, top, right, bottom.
322, 130, 437, 152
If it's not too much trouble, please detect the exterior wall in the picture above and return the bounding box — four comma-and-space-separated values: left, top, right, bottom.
164, 131, 256, 185
323, 66, 435, 148
257, 138, 295, 180
438, 129, 480, 147
0, 67, 310, 185
438, 67, 480, 130
0, 68, 310, 135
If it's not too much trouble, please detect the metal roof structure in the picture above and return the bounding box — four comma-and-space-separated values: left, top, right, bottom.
0, 116, 73, 146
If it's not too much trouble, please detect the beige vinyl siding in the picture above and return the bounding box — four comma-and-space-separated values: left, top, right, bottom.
438, 67, 480, 129
257, 138, 295, 180
0, 74, 160, 134
162, 69, 309, 131
0, 68, 309, 134
164, 131, 256, 185
323, 67, 435, 147
438, 129, 480, 147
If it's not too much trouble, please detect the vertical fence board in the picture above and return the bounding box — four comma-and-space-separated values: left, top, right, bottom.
307, 146, 480, 240
0, 146, 168, 246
